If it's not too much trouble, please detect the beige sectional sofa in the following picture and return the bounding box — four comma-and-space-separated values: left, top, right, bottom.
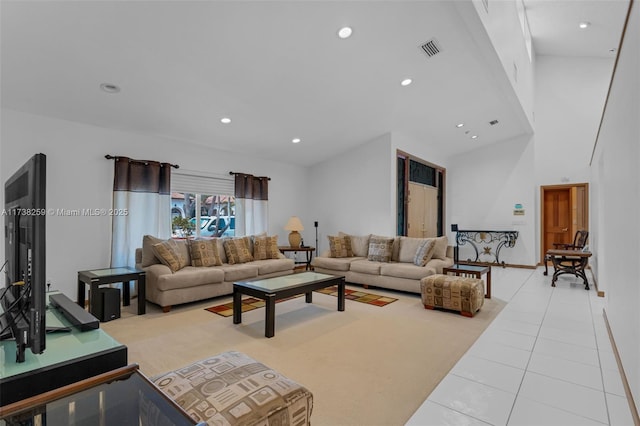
135, 235, 294, 312
311, 233, 454, 294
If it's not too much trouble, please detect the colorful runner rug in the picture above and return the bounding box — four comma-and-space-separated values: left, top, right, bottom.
205, 285, 398, 317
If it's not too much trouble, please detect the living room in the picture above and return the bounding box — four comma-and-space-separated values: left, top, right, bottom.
1, 0, 639, 425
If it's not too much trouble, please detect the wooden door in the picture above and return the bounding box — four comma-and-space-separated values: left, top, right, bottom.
543, 188, 572, 252
407, 182, 438, 238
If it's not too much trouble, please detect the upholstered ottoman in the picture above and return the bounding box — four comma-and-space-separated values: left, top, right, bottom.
421, 274, 484, 317
152, 351, 313, 425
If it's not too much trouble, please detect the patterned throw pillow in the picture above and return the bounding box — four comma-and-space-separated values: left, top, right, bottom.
338, 232, 370, 257
253, 235, 280, 260
224, 237, 254, 264
141, 235, 163, 267
189, 239, 222, 267
328, 235, 354, 258
414, 239, 436, 266
367, 237, 394, 262
152, 239, 190, 272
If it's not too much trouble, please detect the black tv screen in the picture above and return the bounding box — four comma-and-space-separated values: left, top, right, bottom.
1, 153, 46, 362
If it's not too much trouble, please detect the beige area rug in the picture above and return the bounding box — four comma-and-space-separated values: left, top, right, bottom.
102, 285, 505, 425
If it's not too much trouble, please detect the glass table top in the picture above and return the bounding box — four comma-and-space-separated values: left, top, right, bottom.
235, 272, 339, 292
85, 267, 139, 277
447, 264, 490, 272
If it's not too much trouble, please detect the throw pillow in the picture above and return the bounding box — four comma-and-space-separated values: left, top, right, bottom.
224, 237, 254, 264
141, 235, 163, 267
328, 235, 354, 258
152, 239, 190, 272
338, 232, 370, 257
413, 239, 436, 266
253, 235, 280, 260
399, 237, 428, 263
432, 236, 448, 260
367, 237, 394, 262
189, 239, 222, 267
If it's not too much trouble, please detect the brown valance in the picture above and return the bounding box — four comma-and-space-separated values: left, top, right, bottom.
109, 156, 173, 194
230, 172, 269, 201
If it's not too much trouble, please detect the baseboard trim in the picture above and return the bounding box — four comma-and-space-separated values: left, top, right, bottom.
459, 261, 536, 269
603, 309, 640, 425
588, 269, 605, 297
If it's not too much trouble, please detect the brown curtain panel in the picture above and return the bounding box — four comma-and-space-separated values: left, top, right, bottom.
233, 173, 269, 235
111, 157, 173, 271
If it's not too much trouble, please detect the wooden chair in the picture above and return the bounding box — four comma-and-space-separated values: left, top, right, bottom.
543, 230, 589, 276
544, 230, 591, 290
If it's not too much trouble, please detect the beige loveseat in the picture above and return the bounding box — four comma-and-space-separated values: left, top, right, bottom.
311, 234, 454, 294
135, 235, 294, 312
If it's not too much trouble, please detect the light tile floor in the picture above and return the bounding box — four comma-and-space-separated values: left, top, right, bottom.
406, 266, 635, 426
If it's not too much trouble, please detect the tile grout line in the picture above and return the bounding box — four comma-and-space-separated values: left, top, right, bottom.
504, 267, 553, 426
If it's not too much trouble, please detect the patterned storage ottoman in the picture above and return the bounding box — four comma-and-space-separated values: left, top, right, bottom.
420, 274, 484, 317
152, 351, 313, 425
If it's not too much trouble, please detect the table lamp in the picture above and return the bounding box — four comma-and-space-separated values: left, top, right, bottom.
284, 216, 304, 247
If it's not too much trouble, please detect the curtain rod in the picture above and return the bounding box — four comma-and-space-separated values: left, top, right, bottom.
105, 155, 179, 169
229, 171, 271, 181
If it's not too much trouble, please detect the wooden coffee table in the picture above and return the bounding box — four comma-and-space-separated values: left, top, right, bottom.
233, 272, 345, 338
443, 264, 492, 299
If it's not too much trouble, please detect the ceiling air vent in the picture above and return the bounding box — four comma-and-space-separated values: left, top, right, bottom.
420, 39, 441, 58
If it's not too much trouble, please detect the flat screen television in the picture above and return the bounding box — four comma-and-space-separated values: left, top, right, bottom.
1, 153, 46, 363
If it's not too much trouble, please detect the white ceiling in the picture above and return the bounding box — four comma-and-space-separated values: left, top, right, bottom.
0, 1, 629, 167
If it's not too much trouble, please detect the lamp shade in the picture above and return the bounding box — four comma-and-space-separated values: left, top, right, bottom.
284, 216, 304, 232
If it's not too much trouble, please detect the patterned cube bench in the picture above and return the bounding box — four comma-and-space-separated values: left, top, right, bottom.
420, 274, 484, 317
151, 351, 313, 425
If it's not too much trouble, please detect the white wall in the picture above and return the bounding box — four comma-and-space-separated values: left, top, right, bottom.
446, 134, 536, 266
590, 1, 640, 410
534, 56, 614, 185
1, 109, 307, 298
308, 133, 393, 254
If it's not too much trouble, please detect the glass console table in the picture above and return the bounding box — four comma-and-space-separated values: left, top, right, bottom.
0, 364, 203, 425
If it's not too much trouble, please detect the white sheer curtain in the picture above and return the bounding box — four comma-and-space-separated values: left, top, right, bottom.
233, 173, 269, 236
110, 156, 172, 268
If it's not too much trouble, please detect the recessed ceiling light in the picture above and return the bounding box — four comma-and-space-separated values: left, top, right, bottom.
220, 117, 231, 124
456, 123, 464, 128
471, 135, 478, 139
292, 138, 301, 144
337, 27, 353, 39
400, 78, 413, 87
579, 22, 591, 29
100, 83, 120, 94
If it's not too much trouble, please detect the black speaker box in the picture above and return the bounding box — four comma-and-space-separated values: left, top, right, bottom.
91, 288, 121, 322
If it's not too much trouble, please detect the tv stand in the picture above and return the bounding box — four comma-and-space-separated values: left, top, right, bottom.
0, 293, 127, 406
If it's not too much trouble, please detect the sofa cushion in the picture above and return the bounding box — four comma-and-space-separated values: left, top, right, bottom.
380, 262, 435, 280
368, 237, 394, 262
214, 238, 227, 264
339, 232, 371, 257
433, 236, 448, 260
399, 237, 430, 263
350, 259, 382, 274
141, 235, 163, 267
251, 258, 296, 275
311, 256, 359, 272
328, 235, 354, 258
218, 263, 259, 282
414, 239, 436, 266
253, 235, 280, 260
189, 239, 222, 267
224, 237, 254, 264
152, 239, 191, 272
154, 265, 225, 291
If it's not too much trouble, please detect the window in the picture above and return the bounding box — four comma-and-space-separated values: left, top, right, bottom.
170, 170, 235, 238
